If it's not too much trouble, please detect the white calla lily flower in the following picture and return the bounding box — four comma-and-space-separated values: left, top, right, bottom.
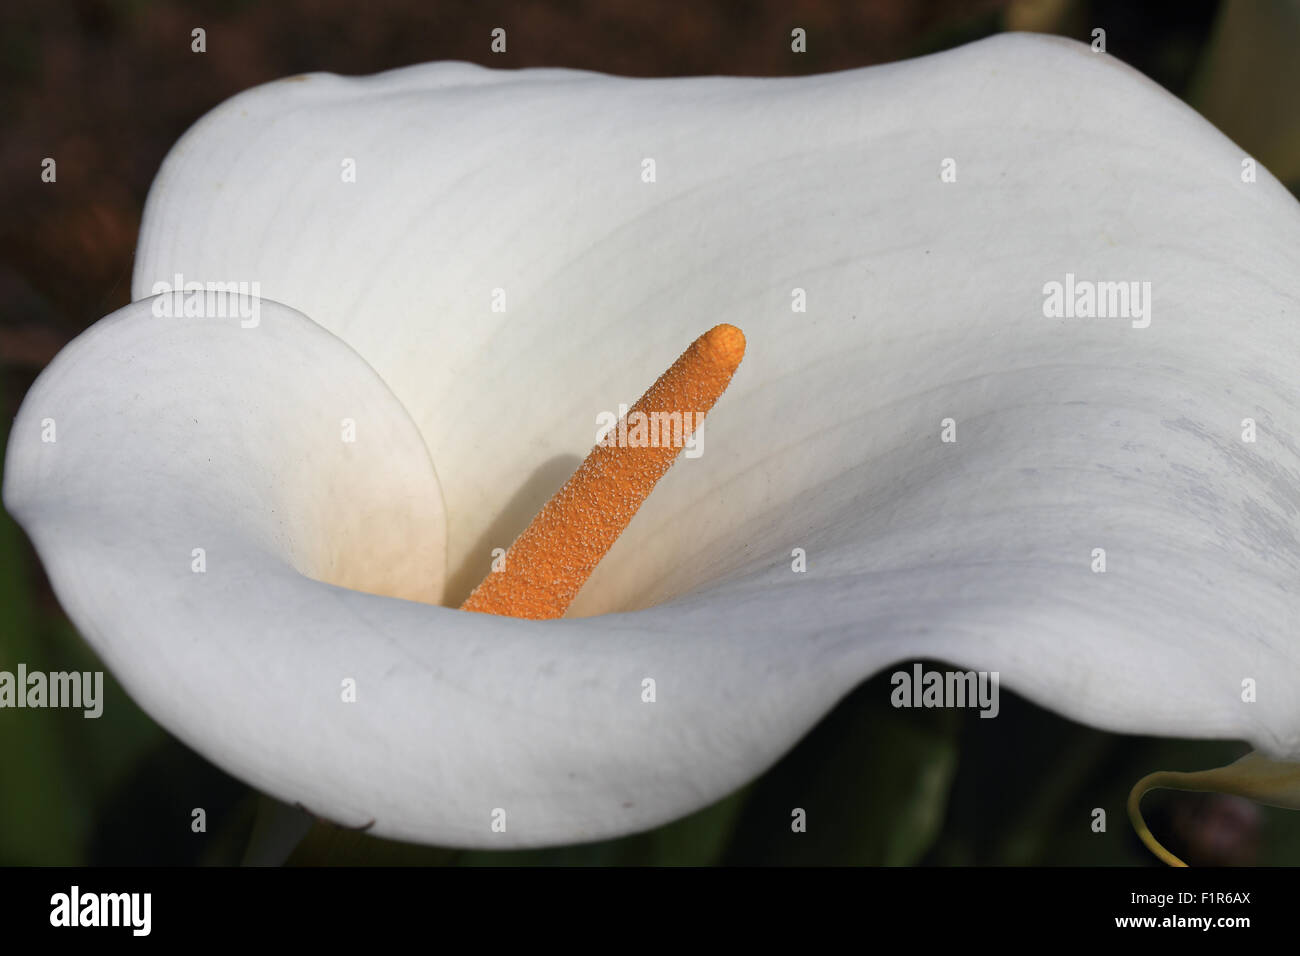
6, 33, 1300, 851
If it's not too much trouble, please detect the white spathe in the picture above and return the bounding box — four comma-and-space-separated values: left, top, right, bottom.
6, 34, 1300, 848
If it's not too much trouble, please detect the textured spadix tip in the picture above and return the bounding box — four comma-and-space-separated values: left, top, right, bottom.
700, 323, 746, 370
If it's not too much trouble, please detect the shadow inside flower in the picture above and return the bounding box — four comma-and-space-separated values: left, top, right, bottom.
442, 453, 582, 608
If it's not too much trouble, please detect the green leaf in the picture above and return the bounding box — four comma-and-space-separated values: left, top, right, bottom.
0, 451, 81, 864
723, 666, 960, 865
1190, 0, 1300, 188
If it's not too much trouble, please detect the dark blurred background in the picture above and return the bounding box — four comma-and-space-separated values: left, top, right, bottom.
2, 0, 1299, 865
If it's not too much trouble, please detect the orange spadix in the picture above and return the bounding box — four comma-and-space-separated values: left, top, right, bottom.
460, 324, 746, 620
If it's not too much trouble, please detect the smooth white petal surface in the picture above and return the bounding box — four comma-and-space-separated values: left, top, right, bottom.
7, 33, 1300, 847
